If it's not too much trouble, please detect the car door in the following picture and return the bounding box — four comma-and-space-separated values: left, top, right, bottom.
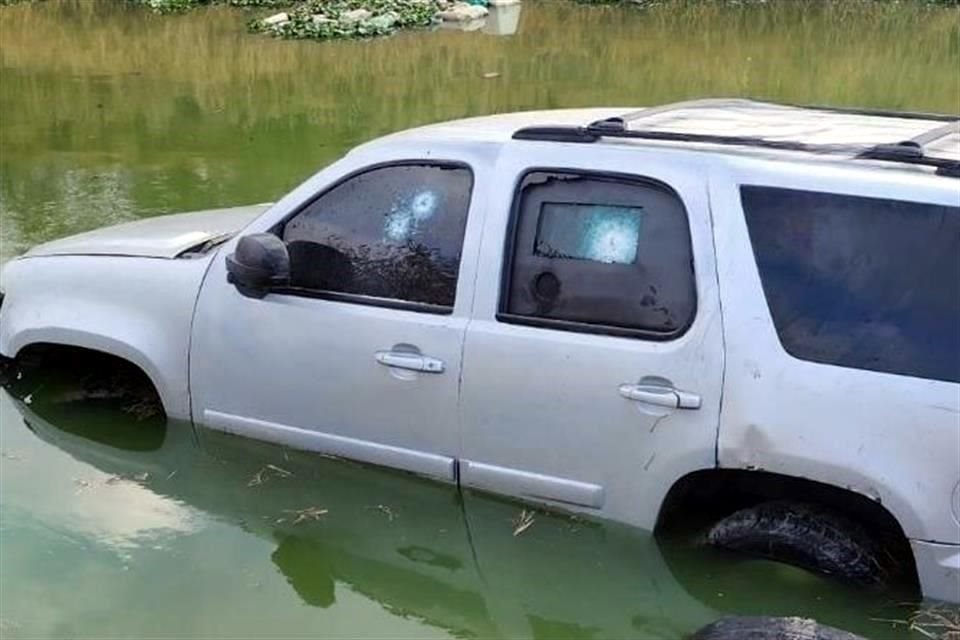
459, 144, 724, 528
190, 150, 488, 482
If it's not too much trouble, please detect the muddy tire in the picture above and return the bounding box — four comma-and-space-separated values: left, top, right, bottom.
690, 616, 867, 640
706, 501, 887, 585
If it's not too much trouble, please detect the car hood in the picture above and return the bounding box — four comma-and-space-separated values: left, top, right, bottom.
24, 203, 273, 259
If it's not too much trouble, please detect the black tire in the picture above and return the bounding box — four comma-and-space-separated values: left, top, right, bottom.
706, 501, 887, 585
690, 616, 867, 640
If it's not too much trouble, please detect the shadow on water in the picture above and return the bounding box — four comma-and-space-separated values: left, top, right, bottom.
0, 365, 934, 639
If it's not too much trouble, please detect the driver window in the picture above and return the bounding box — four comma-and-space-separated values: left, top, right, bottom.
281, 163, 473, 310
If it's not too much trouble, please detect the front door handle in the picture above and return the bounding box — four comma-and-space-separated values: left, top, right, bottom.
375, 351, 445, 374
618, 382, 701, 410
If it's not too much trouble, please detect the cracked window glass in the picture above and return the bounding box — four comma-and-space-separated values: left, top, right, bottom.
535, 203, 643, 265
282, 164, 472, 309
504, 171, 695, 338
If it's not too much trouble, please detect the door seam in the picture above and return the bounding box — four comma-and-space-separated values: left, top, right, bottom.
705, 168, 728, 469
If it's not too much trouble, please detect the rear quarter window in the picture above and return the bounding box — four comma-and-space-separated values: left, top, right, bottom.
741, 185, 960, 383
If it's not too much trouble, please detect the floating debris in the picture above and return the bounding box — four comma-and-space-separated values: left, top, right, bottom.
266, 464, 292, 477
261, 11, 290, 27
247, 464, 293, 487
0, 451, 22, 462
73, 478, 92, 494
482, 72, 501, 79
122, 396, 162, 421
165, 470, 178, 480
368, 504, 397, 521
439, 2, 488, 22
248, 469, 268, 487
104, 472, 150, 486
566, 515, 585, 533
513, 509, 535, 536
872, 604, 960, 640
284, 506, 329, 525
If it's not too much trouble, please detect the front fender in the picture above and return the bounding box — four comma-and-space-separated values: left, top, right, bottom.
0, 255, 214, 420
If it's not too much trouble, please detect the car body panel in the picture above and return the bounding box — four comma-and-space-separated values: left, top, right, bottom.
0, 254, 210, 420
911, 540, 960, 603
188, 141, 499, 482
24, 203, 271, 259
457, 142, 725, 529
711, 159, 960, 546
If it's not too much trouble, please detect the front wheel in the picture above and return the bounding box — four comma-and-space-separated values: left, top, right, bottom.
706, 501, 888, 585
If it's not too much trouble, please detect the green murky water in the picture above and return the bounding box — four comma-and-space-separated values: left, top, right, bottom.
0, 1, 958, 637
0, 368, 937, 639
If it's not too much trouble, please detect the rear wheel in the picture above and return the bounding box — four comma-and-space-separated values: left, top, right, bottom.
706, 501, 888, 585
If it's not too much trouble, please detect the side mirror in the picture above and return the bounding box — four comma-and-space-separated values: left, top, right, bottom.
226, 233, 290, 298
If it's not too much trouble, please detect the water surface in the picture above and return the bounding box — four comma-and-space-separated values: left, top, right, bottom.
0, 383, 935, 639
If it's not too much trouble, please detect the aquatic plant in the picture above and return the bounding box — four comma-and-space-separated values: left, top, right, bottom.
118, 0, 442, 39
132, 0, 290, 13
247, 0, 442, 40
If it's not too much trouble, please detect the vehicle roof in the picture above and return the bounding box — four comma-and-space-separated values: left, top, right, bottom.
367, 99, 960, 177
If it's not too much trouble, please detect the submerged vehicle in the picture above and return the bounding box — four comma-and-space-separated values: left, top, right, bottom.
1, 99, 958, 602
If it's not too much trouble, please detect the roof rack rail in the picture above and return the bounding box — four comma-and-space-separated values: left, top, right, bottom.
612, 98, 960, 125
511, 100, 960, 178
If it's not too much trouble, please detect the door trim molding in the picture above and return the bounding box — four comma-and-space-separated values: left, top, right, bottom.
203, 410, 456, 482
459, 459, 605, 508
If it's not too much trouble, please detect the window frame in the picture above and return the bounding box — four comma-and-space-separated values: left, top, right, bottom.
269, 159, 475, 316
496, 168, 698, 341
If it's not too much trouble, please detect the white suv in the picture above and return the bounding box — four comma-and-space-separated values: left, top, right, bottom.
1, 99, 958, 602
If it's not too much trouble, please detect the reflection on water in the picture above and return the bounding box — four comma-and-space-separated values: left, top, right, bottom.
0, 384, 930, 639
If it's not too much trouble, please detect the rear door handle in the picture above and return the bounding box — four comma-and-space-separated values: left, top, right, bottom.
375, 351, 445, 374
618, 382, 701, 410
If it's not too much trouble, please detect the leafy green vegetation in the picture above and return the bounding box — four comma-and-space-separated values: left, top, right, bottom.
126, 0, 445, 40
247, 0, 440, 40
135, 0, 289, 13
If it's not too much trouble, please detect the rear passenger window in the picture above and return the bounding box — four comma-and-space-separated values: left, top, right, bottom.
499, 171, 696, 339
742, 186, 960, 383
